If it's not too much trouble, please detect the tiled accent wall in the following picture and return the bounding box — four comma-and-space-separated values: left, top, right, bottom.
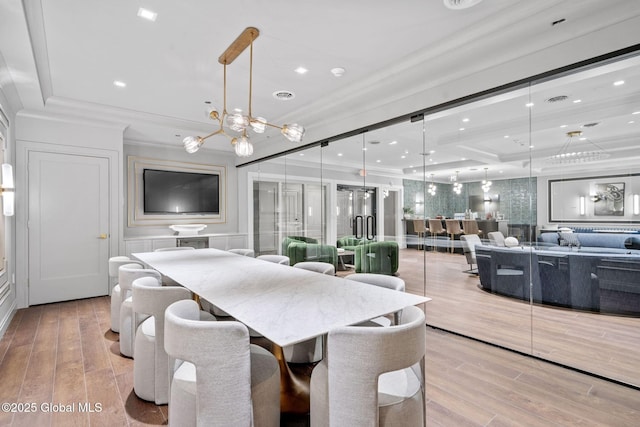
403, 177, 537, 224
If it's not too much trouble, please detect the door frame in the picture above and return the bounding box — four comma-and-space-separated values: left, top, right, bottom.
16, 141, 121, 308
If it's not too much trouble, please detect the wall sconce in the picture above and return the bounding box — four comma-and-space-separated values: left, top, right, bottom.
634, 194, 639, 215
579, 196, 586, 216
1, 164, 14, 216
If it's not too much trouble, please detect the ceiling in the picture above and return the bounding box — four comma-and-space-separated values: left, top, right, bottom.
1, 0, 640, 182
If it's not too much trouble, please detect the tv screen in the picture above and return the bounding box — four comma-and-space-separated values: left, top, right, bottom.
143, 169, 220, 214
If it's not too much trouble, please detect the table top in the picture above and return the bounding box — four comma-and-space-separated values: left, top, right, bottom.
133, 248, 430, 347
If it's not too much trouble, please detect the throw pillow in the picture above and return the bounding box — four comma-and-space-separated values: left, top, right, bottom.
558, 232, 580, 247
624, 236, 640, 250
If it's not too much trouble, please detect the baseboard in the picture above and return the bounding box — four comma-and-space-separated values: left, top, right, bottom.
0, 299, 17, 340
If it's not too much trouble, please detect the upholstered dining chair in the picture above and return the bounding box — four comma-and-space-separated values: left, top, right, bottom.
344, 273, 406, 325
488, 231, 506, 247
445, 219, 465, 253
164, 299, 280, 427
118, 265, 162, 358
154, 246, 196, 251
460, 234, 482, 274
285, 261, 336, 363
109, 256, 139, 333
228, 248, 256, 257
310, 305, 426, 427
132, 276, 192, 404
256, 254, 290, 265
293, 261, 335, 275
427, 219, 447, 251
412, 219, 428, 250
462, 219, 482, 236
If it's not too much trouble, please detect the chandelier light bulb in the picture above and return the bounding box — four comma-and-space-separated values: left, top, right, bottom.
205, 106, 219, 120
227, 112, 249, 132
233, 136, 254, 157
250, 117, 267, 133
183, 136, 204, 153
281, 123, 305, 143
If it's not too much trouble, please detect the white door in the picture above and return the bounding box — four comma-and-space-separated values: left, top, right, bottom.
28, 151, 110, 305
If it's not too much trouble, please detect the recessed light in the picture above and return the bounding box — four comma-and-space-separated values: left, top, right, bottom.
529, 145, 534, 149
614, 80, 625, 86
294, 66, 308, 75
376, 160, 381, 163
389, 140, 398, 145
462, 118, 470, 122
401, 155, 406, 159
560, 124, 568, 128
503, 135, 509, 139
299, 153, 304, 156
113, 80, 126, 88
330, 67, 345, 77
573, 99, 582, 103
525, 102, 534, 107
461, 157, 466, 161
633, 111, 640, 115
459, 127, 465, 131
429, 150, 435, 154
628, 121, 635, 124
362, 147, 367, 151
137, 8, 157, 22
337, 153, 343, 157
429, 158, 433, 162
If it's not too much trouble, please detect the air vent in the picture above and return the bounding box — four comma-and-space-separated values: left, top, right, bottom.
583, 122, 600, 128
546, 95, 569, 103
368, 140, 381, 145
272, 90, 295, 101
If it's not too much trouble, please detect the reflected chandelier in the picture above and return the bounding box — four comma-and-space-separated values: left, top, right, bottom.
183, 27, 305, 157
451, 171, 462, 194
548, 130, 609, 164
481, 168, 492, 193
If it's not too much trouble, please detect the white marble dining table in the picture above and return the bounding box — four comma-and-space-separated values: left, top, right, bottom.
132, 248, 430, 347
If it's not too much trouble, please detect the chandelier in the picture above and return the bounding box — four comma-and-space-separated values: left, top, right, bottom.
428, 174, 437, 196
451, 171, 462, 194
548, 130, 610, 164
183, 27, 305, 157
481, 168, 492, 193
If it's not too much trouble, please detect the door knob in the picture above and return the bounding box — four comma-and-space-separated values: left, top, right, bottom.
98, 233, 108, 239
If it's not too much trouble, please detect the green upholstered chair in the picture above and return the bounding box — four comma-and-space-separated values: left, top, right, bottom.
282, 236, 338, 269
354, 241, 399, 275
336, 236, 364, 251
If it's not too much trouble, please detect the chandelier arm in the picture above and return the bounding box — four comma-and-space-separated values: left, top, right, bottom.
200, 128, 226, 141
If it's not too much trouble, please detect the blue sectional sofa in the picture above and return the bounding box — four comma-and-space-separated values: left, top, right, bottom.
537, 231, 640, 254
475, 243, 640, 316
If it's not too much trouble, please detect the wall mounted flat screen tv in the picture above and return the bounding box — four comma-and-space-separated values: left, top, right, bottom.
143, 169, 220, 214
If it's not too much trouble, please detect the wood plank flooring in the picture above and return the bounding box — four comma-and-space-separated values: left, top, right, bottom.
390, 248, 640, 387
1, 292, 639, 426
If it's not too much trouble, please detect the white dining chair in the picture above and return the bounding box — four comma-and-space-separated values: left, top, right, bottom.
154, 246, 196, 252
344, 273, 406, 326
284, 261, 336, 363
256, 254, 290, 265
293, 261, 335, 275
228, 248, 255, 257
109, 257, 139, 333
118, 265, 162, 358
310, 305, 426, 427
164, 299, 280, 427
132, 276, 192, 404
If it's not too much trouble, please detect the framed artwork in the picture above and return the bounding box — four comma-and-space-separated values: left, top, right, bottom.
548, 174, 639, 223
592, 183, 624, 216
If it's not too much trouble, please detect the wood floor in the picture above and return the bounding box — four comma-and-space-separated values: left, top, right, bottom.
390, 248, 640, 387
1, 293, 639, 426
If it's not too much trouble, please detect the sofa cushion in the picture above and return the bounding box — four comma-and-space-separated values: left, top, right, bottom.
559, 232, 580, 247
624, 236, 640, 250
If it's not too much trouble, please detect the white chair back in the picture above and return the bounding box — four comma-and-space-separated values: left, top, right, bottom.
256, 254, 290, 265
164, 300, 254, 426
154, 246, 196, 251
294, 261, 335, 275
132, 277, 192, 404
311, 305, 426, 427
228, 248, 255, 257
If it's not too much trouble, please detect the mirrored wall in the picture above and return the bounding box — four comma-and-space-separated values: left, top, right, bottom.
240, 50, 640, 387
